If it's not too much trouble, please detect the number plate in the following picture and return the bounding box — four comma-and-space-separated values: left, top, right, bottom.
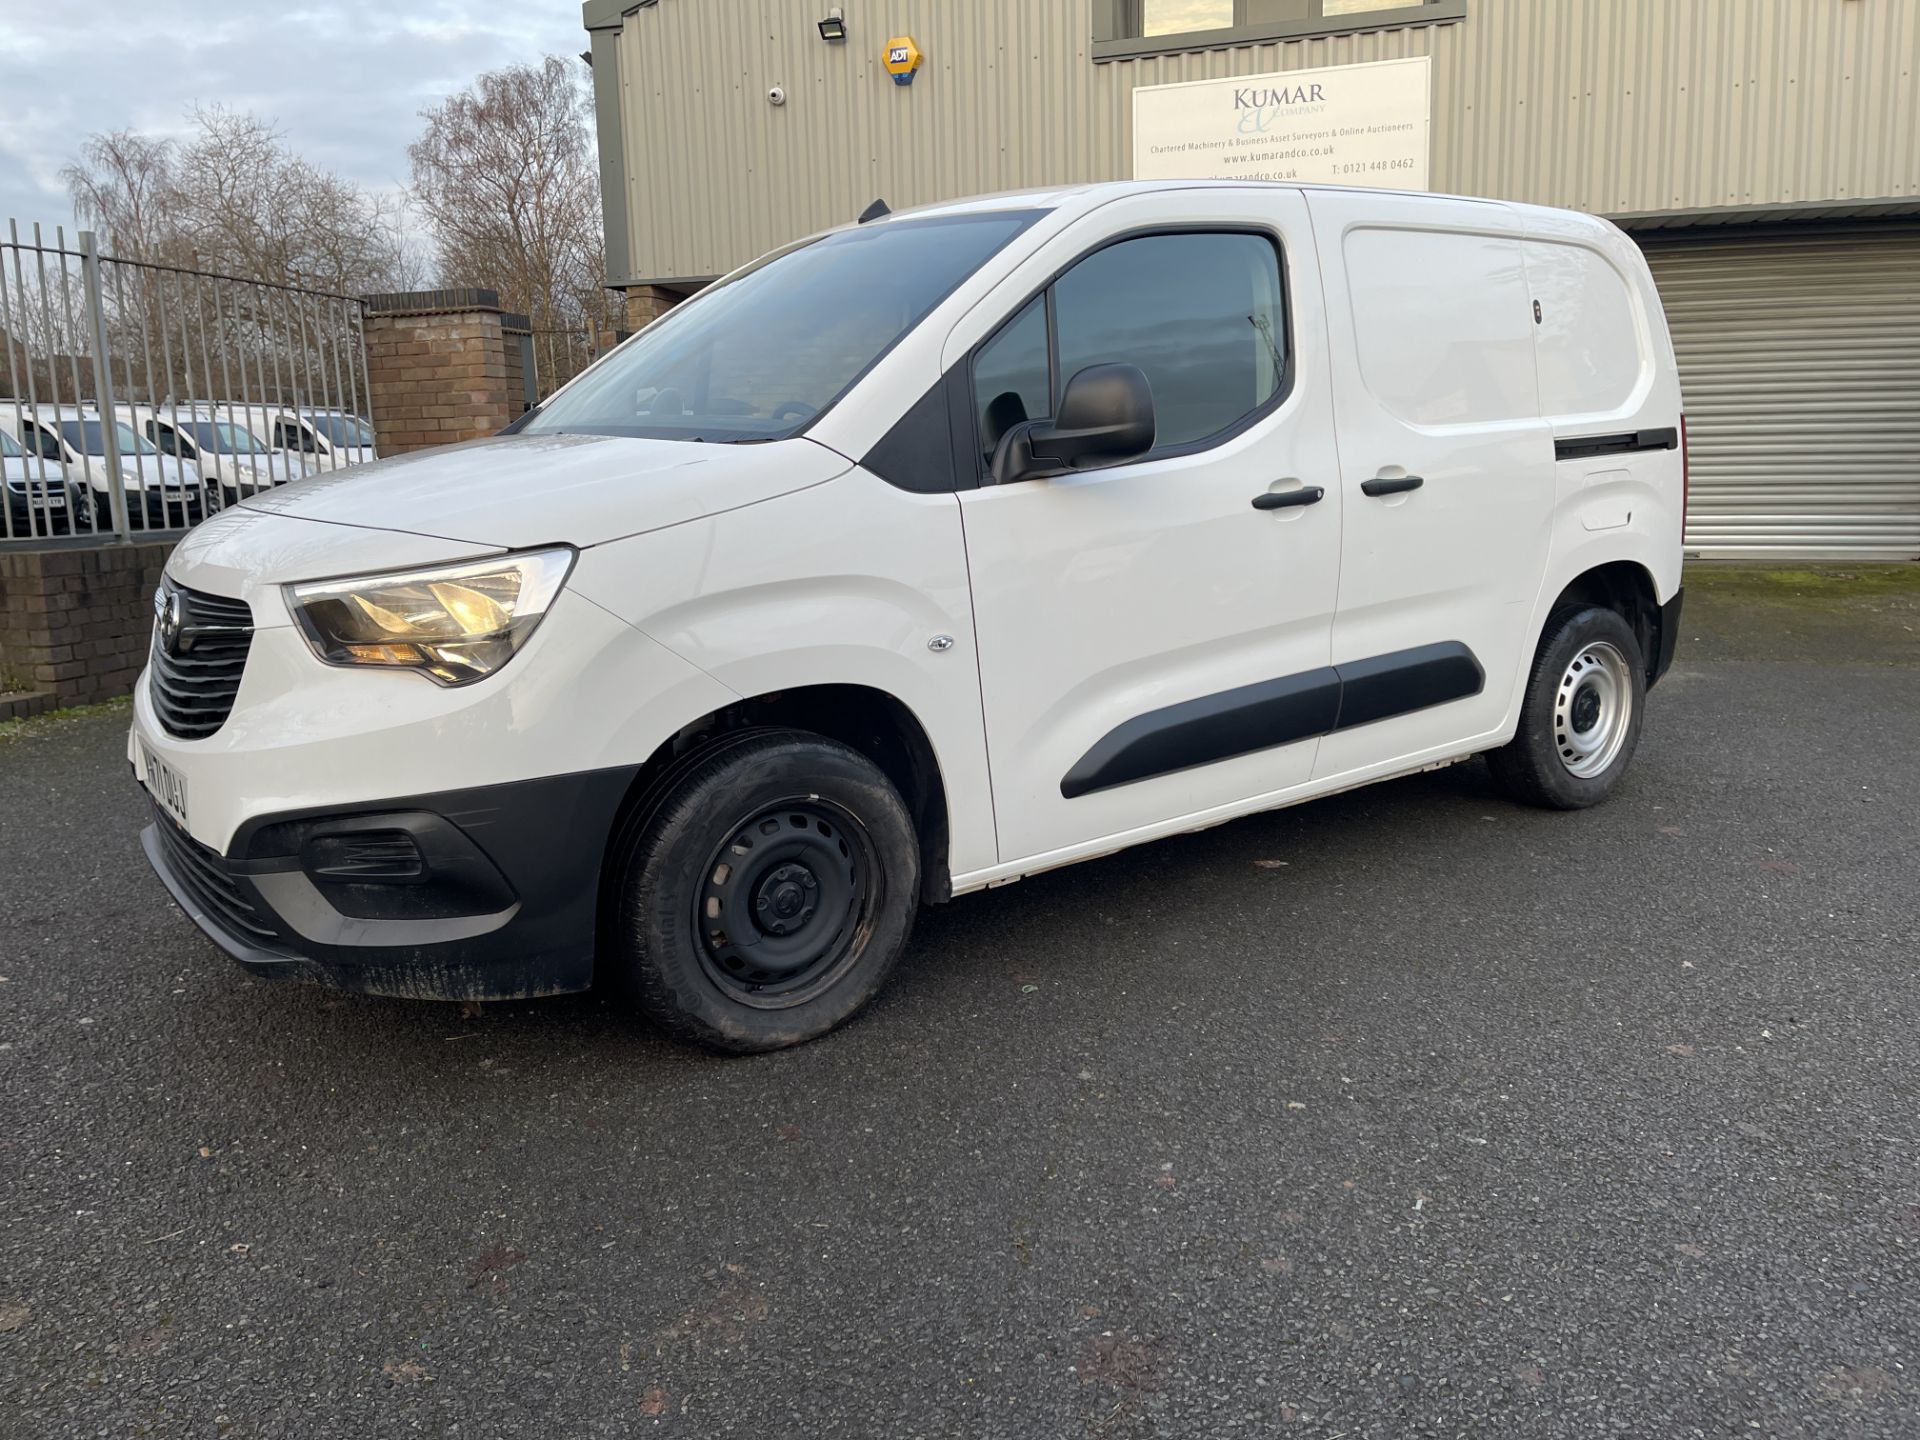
140, 740, 189, 830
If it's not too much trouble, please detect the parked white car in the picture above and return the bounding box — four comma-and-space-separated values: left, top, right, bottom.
209, 404, 376, 471
123, 405, 312, 506
132, 181, 1684, 1052
0, 403, 202, 530
290, 407, 378, 468
0, 423, 72, 536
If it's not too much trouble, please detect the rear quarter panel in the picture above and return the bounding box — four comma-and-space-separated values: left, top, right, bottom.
1517, 205, 1684, 634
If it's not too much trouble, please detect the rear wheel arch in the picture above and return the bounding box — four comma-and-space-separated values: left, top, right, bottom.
1543, 560, 1664, 684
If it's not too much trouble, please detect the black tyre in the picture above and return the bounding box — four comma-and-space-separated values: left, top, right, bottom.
609, 728, 919, 1054
1487, 605, 1646, 810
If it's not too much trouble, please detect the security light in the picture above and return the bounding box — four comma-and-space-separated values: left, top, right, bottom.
817, 7, 847, 41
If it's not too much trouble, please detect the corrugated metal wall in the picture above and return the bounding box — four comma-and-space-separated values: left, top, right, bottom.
1642, 225, 1920, 559
611, 0, 1920, 284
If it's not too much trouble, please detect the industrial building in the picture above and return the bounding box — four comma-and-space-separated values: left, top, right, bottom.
583, 0, 1920, 558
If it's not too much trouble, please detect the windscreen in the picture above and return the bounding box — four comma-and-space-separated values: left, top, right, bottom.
310, 413, 373, 446
59, 420, 158, 456
522, 210, 1042, 443
0, 429, 20, 458
188, 422, 267, 455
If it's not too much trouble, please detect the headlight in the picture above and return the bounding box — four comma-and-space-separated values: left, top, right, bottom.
285, 547, 574, 686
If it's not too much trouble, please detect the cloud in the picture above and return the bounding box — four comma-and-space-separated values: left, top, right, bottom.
0, 0, 585, 233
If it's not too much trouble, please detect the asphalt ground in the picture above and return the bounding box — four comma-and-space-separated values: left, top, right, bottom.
2, 566, 1917, 1438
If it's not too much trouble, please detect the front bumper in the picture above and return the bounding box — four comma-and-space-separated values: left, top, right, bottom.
125, 489, 205, 528
5, 490, 72, 534
140, 768, 635, 1000
127, 513, 741, 996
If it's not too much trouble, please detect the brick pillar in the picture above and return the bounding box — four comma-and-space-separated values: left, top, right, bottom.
360, 289, 518, 457
625, 284, 684, 331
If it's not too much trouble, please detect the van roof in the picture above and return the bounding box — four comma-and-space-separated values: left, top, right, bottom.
884, 179, 1596, 227
0, 403, 101, 420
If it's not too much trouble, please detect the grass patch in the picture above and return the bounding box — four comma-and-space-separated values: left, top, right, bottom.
1680, 563, 1919, 665
0, 694, 132, 744
1684, 563, 1920, 604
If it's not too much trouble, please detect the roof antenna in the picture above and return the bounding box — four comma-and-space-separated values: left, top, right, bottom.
858, 198, 891, 224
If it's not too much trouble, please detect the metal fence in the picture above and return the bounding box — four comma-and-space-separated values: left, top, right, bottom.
512, 315, 631, 408
1, 220, 375, 545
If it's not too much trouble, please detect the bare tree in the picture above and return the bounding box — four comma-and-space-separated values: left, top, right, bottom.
54, 110, 418, 413
62, 108, 417, 294
172, 108, 417, 293
61, 130, 179, 264
408, 55, 607, 331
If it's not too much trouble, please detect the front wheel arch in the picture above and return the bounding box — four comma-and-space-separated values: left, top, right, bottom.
597, 685, 951, 959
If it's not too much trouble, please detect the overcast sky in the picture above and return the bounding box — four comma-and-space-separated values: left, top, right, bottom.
0, 0, 585, 238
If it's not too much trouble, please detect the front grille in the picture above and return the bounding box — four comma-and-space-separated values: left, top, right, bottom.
150, 583, 253, 740
147, 800, 286, 949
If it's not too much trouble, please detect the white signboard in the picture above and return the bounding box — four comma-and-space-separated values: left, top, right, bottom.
1132, 55, 1431, 190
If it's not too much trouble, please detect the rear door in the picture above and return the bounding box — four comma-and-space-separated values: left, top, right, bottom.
1305, 192, 1555, 783
954, 188, 1344, 868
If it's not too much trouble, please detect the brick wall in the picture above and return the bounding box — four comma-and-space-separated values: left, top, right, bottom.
361, 290, 518, 457
0, 540, 174, 714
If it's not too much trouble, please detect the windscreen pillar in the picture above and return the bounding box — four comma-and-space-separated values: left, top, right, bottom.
360, 289, 518, 456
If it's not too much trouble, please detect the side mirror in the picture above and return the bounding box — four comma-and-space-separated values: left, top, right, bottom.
990, 363, 1155, 485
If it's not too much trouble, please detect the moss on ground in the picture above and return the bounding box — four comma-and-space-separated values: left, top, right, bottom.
1685, 563, 1920, 603
0, 695, 131, 744
1680, 563, 1919, 666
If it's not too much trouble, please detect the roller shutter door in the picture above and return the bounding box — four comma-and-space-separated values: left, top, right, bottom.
1639, 225, 1920, 560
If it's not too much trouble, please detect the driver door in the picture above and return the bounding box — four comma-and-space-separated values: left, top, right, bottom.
954, 190, 1343, 869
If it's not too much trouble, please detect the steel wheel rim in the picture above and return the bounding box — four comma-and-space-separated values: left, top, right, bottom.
692, 797, 877, 1010
1555, 639, 1633, 779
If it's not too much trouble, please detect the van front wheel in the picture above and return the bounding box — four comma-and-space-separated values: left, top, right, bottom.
1487, 606, 1646, 810
609, 729, 920, 1053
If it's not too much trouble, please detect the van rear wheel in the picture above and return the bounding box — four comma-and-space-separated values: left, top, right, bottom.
608, 729, 919, 1054
1487, 606, 1646, 810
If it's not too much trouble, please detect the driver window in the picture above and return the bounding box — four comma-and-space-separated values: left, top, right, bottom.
1053, 232, 1286, 450
971, 231, 1288, 470
972, 296, 1050, 467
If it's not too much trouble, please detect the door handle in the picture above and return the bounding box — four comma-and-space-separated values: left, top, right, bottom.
1361, 475, 1424, 498
1252, 485, 1325, 511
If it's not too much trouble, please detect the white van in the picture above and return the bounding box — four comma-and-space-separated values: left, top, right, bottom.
0, 423, 72, 536
288, 407, 378, 468
123, 405, 314, 506
131, 182, 1685, 1052
0, 403, 203, 530
215, 405, 376, 471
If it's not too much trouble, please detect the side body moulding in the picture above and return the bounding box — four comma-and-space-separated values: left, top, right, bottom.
1060, 642, 1485, 798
